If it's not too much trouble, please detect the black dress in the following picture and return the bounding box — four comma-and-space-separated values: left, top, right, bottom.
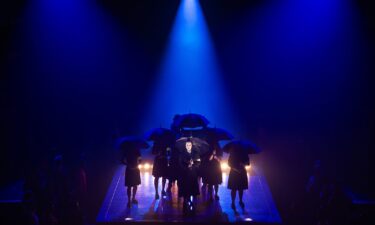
202, 152, 223, 185
124, 150, 141, 187
151, 144, 169, 178
227, 152, 249, 190
199, 151, 210, 180
166, 147, 180, 182
178, 149, 200, 197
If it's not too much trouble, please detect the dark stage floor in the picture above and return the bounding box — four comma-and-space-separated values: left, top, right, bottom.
96, 165, 281, 224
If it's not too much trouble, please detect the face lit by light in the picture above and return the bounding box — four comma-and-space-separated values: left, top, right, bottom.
185, 141, 192, 152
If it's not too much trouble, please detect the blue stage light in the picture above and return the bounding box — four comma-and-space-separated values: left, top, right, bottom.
141, 0, 240, 136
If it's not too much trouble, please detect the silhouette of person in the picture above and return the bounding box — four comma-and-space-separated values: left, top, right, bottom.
152, 142, 169, 199
227, 150, 249, 210
122, 148, 142, 208
178, 139, 200, 214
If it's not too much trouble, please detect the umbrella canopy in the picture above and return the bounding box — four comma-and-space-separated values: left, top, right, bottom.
173, 113, 209, 128
175, 137, 210, 156
203, 127, 234, 142
116, 136, 150, 151
223, 140, 260, 154
143, 127, 176, 142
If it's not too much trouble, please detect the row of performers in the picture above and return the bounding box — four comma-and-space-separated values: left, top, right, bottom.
122, 139, 250, 214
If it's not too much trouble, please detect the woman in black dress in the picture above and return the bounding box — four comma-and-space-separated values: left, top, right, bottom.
152, 142, 169, 199
227, 150, 249, 209
166, 120, 181, 194
123, 148, 142, 208
178, 140, 201, 214
166, 146, 179, 193
203, 148, 223, 201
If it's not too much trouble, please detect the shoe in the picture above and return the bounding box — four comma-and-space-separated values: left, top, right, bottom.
239, 201, 245, 208
231, 202, 236, 210
155, 193, 160, 199
214, 195, 220, 200
132, 198, 138, 204
161, 190, 166, 196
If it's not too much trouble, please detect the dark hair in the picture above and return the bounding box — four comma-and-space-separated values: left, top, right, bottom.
186, 138, 193, 144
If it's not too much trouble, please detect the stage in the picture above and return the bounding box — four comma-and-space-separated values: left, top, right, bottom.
96, 164, 281, 224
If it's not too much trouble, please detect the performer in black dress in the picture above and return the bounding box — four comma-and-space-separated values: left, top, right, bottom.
152, 142, 169, 199
203, 148, 223, 201
166, 117, 182, 194
199, 151, 210, 193
166, 146, 179, 193
178, 139, 201, 214
227, 150, 249, 209
122, 148, 142, 208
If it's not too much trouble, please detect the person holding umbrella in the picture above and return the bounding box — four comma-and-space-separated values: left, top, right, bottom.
119, 136, 149, 208
123, 148, 142, 208
151, 142, 170, 199
176, 138, 202, 215
202, 144, 223, 201
144, 128, 175, 199
166, 116, 182, 194
166, 145, 180, 194
200, 127, 233, 199
224, 140, 260, 210
227, 150, 249, 209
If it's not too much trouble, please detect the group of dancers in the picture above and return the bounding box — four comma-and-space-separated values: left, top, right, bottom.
121, 130, 250, 215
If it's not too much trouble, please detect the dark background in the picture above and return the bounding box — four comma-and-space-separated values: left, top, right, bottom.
1, 0, 374, 222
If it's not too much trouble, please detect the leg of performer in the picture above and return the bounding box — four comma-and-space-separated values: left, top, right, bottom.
154, 177, 160, 199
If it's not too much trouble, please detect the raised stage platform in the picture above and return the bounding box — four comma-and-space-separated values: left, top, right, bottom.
96, 164, 281, 224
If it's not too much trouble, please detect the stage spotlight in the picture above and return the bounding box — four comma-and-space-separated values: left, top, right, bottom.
221, 162, 229, 170
144, 163, 151, 170
141, 0, 239, 135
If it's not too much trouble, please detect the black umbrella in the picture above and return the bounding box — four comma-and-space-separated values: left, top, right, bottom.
204, 127, 234, 142
223, 140, 260, 154
144, 128, 175, 142
116, 136, 150, 151
175, 137, 210, 156
173, 113, 209, 128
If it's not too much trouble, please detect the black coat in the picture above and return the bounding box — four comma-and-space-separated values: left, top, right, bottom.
227, 152, 249, 190
202, 152, 222, 185
123, 150, 141, 187
152, 144, 169, 178
166, 146, 180, 181
178, 149, 200, 197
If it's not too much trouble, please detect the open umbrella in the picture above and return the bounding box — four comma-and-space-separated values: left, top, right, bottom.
144, 128, 176, 155
204, 127, 234, 142
175, 137, 210, 156
223, 140, 260, 154
143, 128, 176, 142
173, 113, 209, 128
116, 136, 150, 151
